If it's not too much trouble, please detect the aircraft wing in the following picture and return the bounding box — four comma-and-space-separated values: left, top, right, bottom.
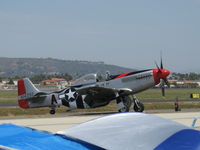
77, 86, 115, 96
77, 86, 133, 99
0, 123, 103, 150
58, 113, 200, 150
1, 113, 200, 150
115, 88, 133, 96
77, 86, 116, 105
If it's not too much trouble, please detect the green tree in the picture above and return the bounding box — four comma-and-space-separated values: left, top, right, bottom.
8, 79, 14, 84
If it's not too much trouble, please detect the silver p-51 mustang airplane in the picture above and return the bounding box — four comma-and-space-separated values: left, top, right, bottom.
17, 61, 170, 114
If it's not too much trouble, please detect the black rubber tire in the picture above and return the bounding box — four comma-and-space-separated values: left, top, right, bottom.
134, 103, 144, 112
50, 109, 56, 115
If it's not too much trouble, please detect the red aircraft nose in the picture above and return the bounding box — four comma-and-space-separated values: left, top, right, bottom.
153, 69, 170, 85
162, 69, 170, 78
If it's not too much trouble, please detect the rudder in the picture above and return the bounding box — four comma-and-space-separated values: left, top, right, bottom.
17, 78, 40, 108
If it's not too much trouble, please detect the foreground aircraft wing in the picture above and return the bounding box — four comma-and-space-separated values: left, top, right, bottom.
1, 113, 200, 150
0, 124, 103, 150
58, 113, 200, 150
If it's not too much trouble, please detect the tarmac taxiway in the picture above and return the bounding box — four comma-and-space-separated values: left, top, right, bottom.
0, 111, 200, 133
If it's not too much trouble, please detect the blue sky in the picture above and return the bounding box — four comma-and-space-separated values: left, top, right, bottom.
0, 0, 200, 73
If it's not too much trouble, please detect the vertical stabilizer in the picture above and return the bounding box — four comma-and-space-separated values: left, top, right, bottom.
17, 78, 40, 108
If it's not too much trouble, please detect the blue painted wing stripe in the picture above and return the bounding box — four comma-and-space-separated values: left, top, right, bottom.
154, 129, 200, 150
0, 124, 104, 150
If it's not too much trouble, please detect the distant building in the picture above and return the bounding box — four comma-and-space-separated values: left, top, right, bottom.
1, 79, 9, 84
184, 80, 195, 84
13, 80, 18, 86
1, 79, 17, 85
68, 80, 75, 86
176, 81, 184, 85
169, 80, 200, 88
194, 81, 200, 87
168, 80, 177, 88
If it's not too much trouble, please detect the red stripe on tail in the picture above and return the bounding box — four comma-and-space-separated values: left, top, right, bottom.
17, 79, 29, 108
18, 79, 26, 96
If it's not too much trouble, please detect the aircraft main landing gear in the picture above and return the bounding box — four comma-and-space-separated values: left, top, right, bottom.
116, 95, 144, 113
132, 95, 144, 112
117, 96, 132, 112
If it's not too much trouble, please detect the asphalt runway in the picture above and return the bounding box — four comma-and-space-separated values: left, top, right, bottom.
0, 111, 200, 133
1, 99, 200, 107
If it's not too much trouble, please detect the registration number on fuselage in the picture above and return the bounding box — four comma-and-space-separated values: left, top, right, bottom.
136, 73, 153, 80
121, 73, 153, 83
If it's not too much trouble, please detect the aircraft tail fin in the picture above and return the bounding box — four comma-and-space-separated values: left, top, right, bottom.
17, 78, 40, 108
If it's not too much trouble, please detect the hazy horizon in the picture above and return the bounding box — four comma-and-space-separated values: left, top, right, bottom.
0, 56, 198, 74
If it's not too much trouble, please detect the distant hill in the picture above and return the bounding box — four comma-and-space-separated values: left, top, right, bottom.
0, 57, 134, 77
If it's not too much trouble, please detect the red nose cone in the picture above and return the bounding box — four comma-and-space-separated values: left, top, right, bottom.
153, 69, 170, 85
162, 69, 170, 78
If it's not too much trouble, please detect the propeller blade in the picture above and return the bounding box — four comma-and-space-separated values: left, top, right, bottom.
154, 61, 159, 69
160, 56, 163, 69
163, 78, 170, 88
160, 79, 165, 97
162, 86, 165, 97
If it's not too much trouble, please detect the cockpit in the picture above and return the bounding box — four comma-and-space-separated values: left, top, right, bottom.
72, 72, 112, 86
72, 72, 111, 86
72, 73, 99, 86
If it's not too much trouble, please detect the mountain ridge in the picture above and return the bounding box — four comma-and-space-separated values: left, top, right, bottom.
0, 57, 134, 77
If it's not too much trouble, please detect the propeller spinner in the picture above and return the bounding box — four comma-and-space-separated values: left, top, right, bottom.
153, 58, 170, 96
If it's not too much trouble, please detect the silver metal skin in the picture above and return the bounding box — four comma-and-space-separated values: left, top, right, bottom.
17, 69, 169, 114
